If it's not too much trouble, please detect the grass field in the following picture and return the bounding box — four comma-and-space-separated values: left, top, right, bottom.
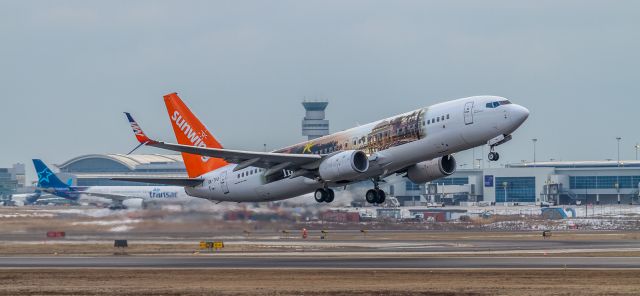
1, 269, 639, 295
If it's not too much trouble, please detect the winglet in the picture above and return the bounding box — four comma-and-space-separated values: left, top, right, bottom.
124, 112, 153, 144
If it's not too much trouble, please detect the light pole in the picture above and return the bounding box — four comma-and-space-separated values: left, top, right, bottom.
585, 186, 588, 218
615, 137, 622, 206
616, 137, 622, 167
532, 138, 538, 167
472, 148, 475, 168
635, 143, 640, 161
502, 181, 508, 207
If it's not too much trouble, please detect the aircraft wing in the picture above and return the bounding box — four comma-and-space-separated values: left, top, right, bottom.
77, 191, 131, 201
110, 177, 204, 187
149, 141, 322, 170
124, 112, 322, 174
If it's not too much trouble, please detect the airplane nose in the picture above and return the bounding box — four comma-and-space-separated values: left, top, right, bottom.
511, 104, 530, 125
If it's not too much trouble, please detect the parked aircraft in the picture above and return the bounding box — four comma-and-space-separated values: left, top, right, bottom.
117, 93, 529, 204
33, 159, 193, 209
6, 192, 42, 206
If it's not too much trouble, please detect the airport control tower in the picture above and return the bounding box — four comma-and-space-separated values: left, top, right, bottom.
301, 100, 329, 140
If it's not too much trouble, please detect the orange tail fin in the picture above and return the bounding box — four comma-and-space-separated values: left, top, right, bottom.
163, 92, 228, 178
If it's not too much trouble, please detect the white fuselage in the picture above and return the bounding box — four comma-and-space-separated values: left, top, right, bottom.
76, 186, 192, 205
185, 96, 529, 202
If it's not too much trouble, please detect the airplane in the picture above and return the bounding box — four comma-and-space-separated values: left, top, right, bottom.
33, 159, 194, 209
9, 191, 42, 206
116, 93, 529, 204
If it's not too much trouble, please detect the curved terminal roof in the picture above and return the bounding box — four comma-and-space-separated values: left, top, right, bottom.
58, 154, 185, 172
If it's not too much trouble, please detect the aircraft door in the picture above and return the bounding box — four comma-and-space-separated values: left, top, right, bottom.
464, 102, 474, 125
220, 171, 229, 194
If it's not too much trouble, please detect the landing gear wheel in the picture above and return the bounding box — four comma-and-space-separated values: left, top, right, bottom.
376, 189, 386, 204
365, 189, 379, 204
488, 152, 500, 161
314, 189, 328, 203
324, 189, 335, 203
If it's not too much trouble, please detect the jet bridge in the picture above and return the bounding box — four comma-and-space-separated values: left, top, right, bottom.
425, 183, 477, 205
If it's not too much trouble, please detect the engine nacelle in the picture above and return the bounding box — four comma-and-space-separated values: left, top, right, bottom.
122, 198, 145, 210
319, 150, 369, 181
406, 156, 457, 184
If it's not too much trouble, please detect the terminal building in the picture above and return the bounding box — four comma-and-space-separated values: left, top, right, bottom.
56, 154, 187, 186
417, 161, 640, 206
0, 164, 26, 196
48, 153, 640, 206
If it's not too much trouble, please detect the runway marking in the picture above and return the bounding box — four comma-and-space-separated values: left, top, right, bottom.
3, 267, 640, 271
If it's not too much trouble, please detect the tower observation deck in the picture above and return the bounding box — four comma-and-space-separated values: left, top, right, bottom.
301, 100, 329, 140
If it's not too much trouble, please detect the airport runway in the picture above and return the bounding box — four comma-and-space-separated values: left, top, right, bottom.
2, 256, 640, 269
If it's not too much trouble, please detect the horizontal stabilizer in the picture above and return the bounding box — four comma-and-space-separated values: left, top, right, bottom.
111, 177, 203, 187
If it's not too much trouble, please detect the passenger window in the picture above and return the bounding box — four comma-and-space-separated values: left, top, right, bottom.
441, 116, 445, 121
437, 117, 440, 122
446, 114, 450, 119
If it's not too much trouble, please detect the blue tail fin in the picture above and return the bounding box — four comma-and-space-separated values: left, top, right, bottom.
32, 159, 69, 189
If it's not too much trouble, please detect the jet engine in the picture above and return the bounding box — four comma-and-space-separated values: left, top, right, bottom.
318, 150, 369, 182
406, 155, 456, 183
121, 198, 145, 210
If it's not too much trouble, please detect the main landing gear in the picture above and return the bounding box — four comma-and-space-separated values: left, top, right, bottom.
314, 188, 335, 203
365, 189, 386, 204
365, 179, 386, 205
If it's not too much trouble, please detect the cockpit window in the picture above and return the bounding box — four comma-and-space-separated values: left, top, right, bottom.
486, 100, 511, 108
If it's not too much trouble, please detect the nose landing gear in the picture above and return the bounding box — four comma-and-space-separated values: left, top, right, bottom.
487, 134, 512, 162
314, 188, 335, 203
488, 150, 500, 161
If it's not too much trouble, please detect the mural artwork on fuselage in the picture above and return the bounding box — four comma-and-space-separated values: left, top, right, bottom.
277, 108, 426, 156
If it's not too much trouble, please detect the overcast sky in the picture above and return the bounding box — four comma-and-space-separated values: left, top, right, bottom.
1, 1, 639, 179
